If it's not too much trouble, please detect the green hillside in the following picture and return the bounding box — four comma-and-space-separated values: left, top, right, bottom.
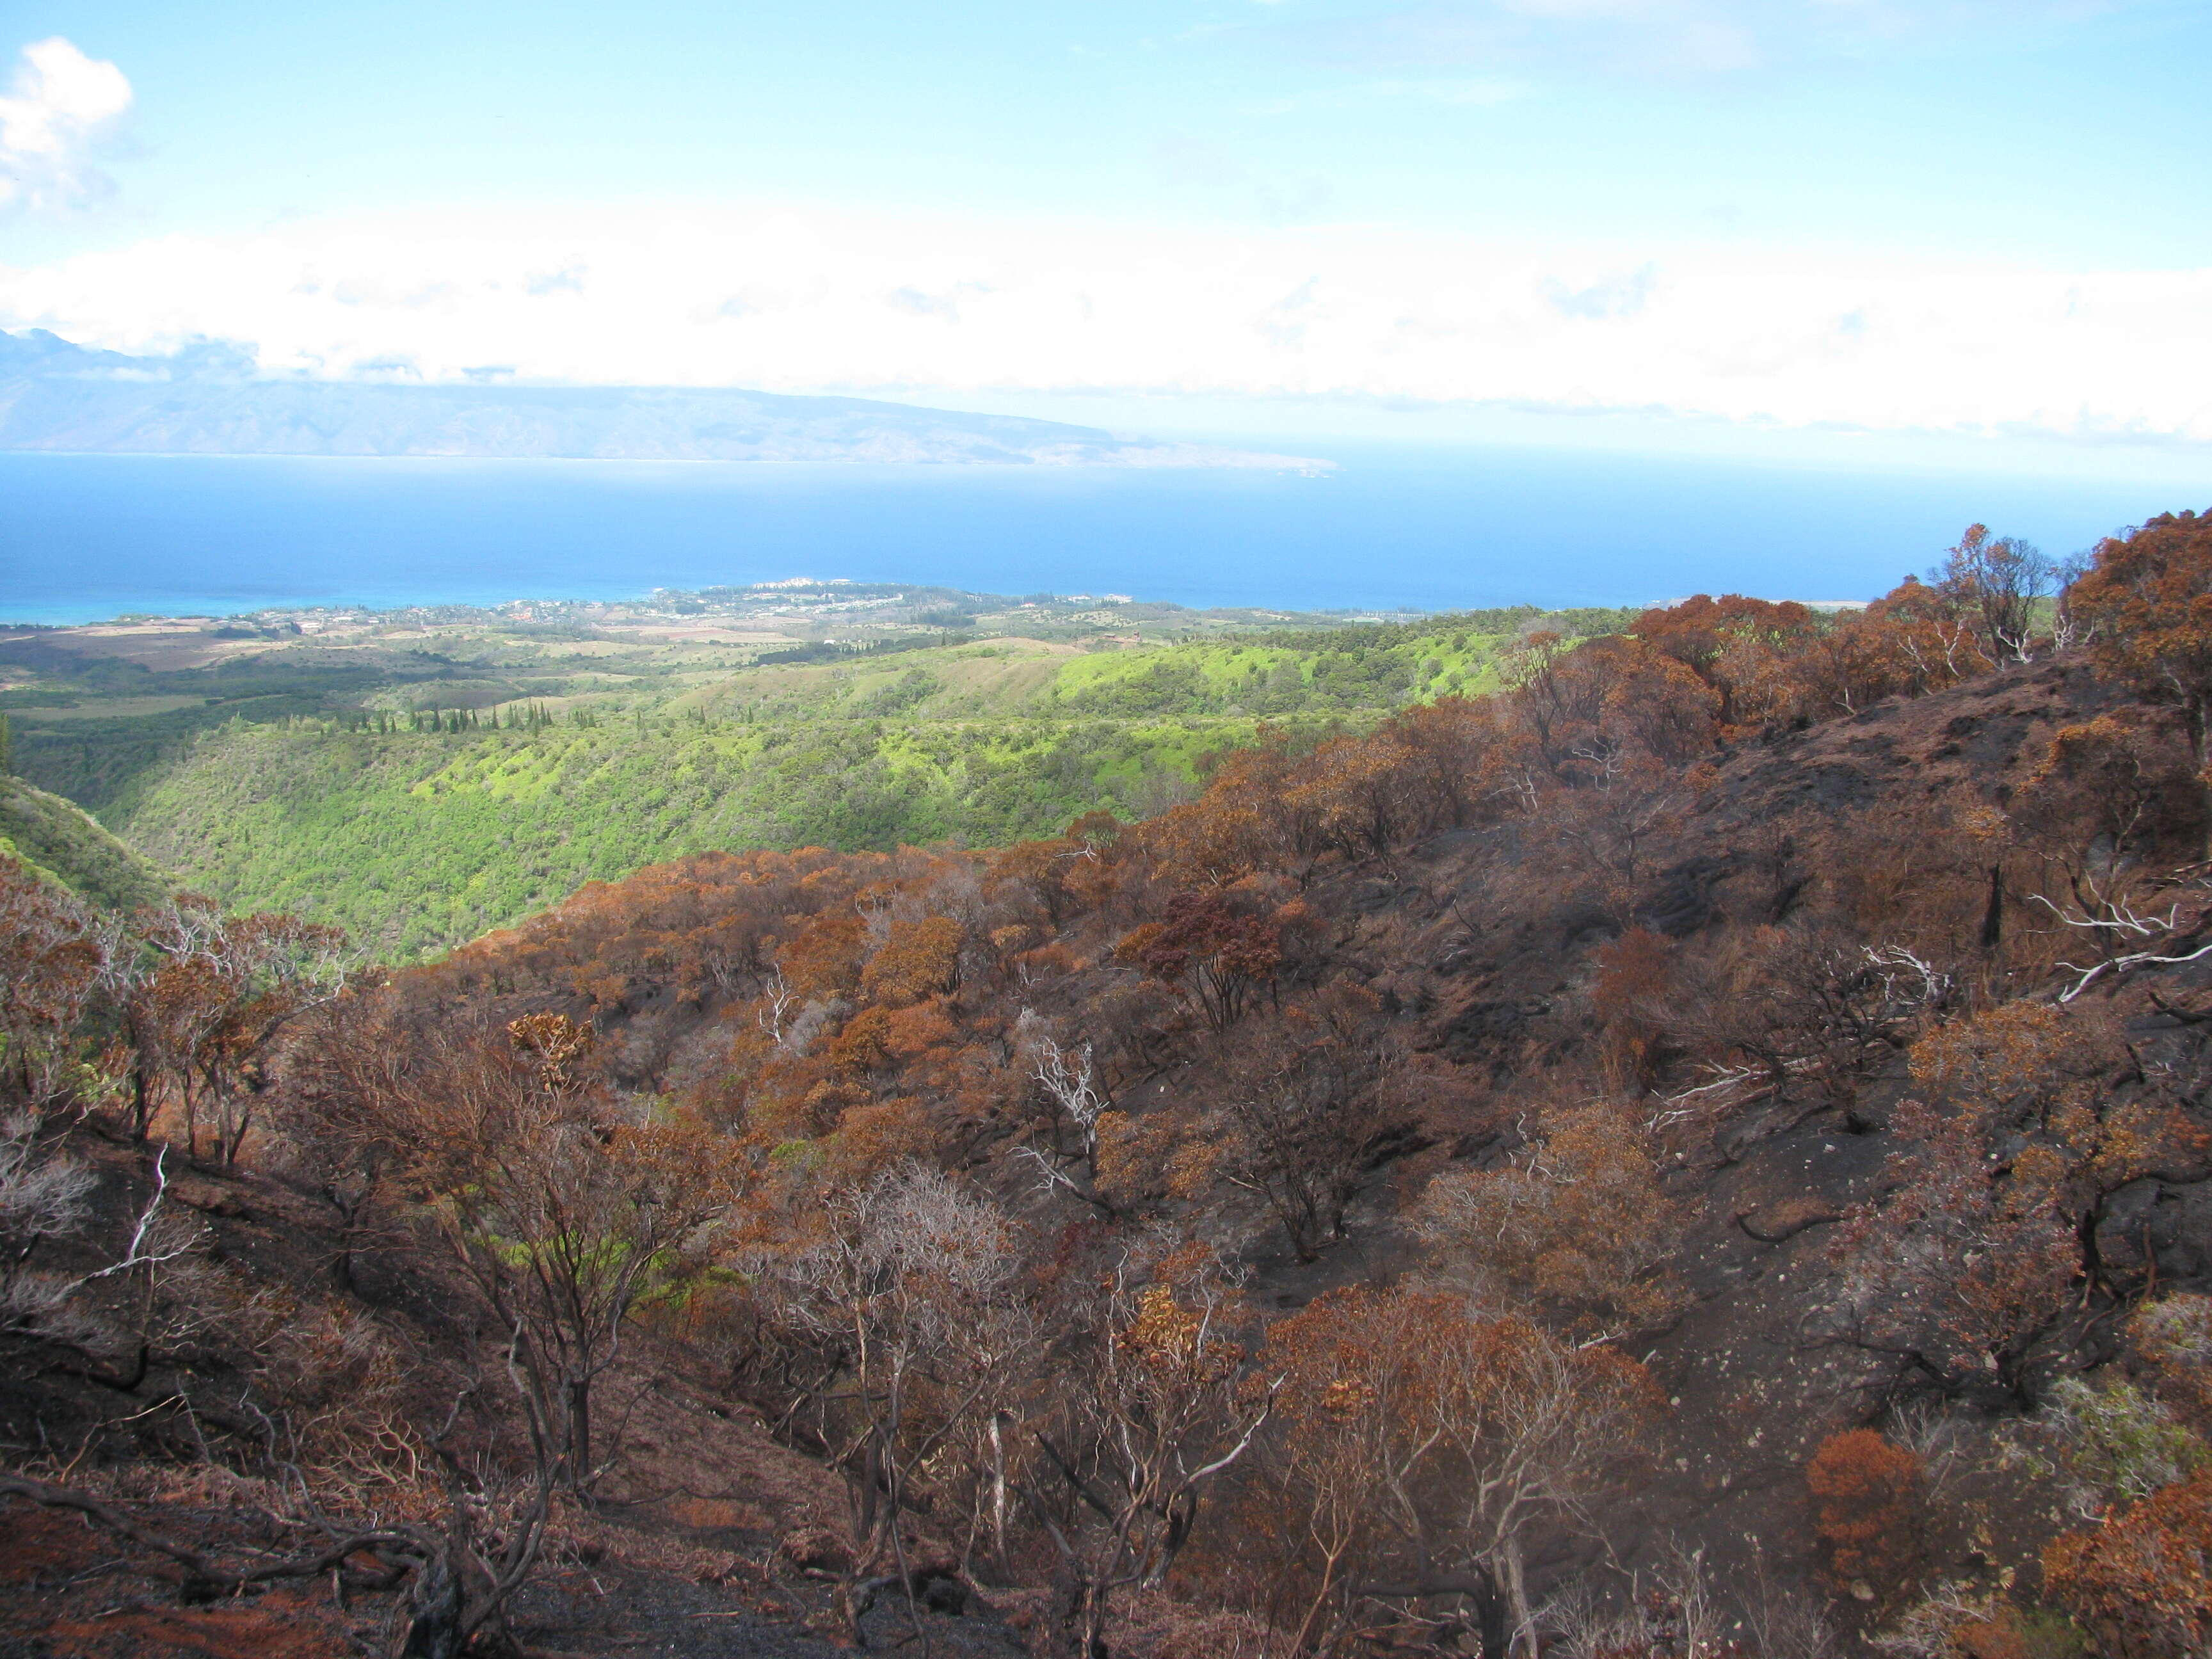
113, 712, 1302, 958
644, 620, 1549, 726
0, 771, 170, 912
7, 597, 1635, 953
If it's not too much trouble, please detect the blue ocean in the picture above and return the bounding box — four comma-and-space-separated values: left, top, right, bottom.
1, 443, 2200, 623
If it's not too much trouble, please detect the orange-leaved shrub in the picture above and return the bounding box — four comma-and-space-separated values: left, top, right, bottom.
1806, 1428, 1925, 1596
2042, 1466, 2212, 1658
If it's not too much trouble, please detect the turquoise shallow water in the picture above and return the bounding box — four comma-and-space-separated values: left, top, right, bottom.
0, 442, 2199, 622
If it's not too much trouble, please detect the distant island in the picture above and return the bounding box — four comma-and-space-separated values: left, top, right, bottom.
0, 328, 1326, 469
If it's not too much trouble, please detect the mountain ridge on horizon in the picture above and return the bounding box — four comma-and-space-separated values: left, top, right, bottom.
0, 328, 1324, 469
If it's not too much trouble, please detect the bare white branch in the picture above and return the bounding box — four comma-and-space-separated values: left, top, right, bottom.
2030, 892, 2182, 938
1864, 944, 1952, 1008
757, 969, 797, 1044
75, 1147, 190, 1283
2059, 940, 2212, 1004
1011, 1144, 1086, 1198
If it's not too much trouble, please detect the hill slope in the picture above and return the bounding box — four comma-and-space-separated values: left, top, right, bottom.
17, 523, 2212, 1655
0, 772, 168, 911
332, 642, 2212, 1649
110, 714, 1262, 958
11, 606, 1603, 954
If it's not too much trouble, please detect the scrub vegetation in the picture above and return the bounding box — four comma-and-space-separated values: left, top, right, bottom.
15, 517, 2212, 1656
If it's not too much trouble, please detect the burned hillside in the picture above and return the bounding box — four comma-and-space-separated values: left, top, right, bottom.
8, 511, 2212, 1657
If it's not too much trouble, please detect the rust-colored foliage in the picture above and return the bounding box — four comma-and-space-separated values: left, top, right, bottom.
1631, 593, 1820, 732
860, 915, 963, 1006
1093, 1105, 1208, 1210
1127, 888, 1282, 1030
1935, 522, 2056, 665
1501, 631, 1717, 776
1592, 925, 1673, 1026
1631, 563, 2007, 732
2071, 509, 2212, 767
1258, 1283, 1662, 1652
1805, 1428, 1925, 1595
1208, 983, 1397, 1260
1591, 922, 1676, 1087
2012, 711, 2209, 936
506, 1010, 595, 1092
1833, 1000, 2207, 1404
24, 517, 2209, 1649
321, 1010, 743, 1496
1032, 1238, 1271, 1659
1413, 1100, 1688, 1337
125, 898, 348, 1162
2136, 1295, 2212, 1436
987, 837, 1086, 927
779, 910, 870, 999
0, 858, 104, 1103
2043, 1466, 2212, 1658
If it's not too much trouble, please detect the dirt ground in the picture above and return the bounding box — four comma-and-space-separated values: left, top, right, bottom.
0, 1489, 1041, 1658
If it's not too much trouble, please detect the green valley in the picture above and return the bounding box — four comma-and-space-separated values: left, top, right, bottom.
0, 771, 169, 913
1, 584, 1632, 953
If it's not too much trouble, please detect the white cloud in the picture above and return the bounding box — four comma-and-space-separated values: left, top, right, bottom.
0, 38, 132, 212
1240, 75, 1530, 114
1361, 76, 1530, 102
1, 202, 2207, 447
1306, 0, 2130, 77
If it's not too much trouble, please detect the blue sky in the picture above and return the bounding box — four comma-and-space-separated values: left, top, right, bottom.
2, 1, 2209, 472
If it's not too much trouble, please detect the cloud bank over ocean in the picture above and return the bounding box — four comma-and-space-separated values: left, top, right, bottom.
0, 328, 1324, 468
3, 203, 2206, 451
